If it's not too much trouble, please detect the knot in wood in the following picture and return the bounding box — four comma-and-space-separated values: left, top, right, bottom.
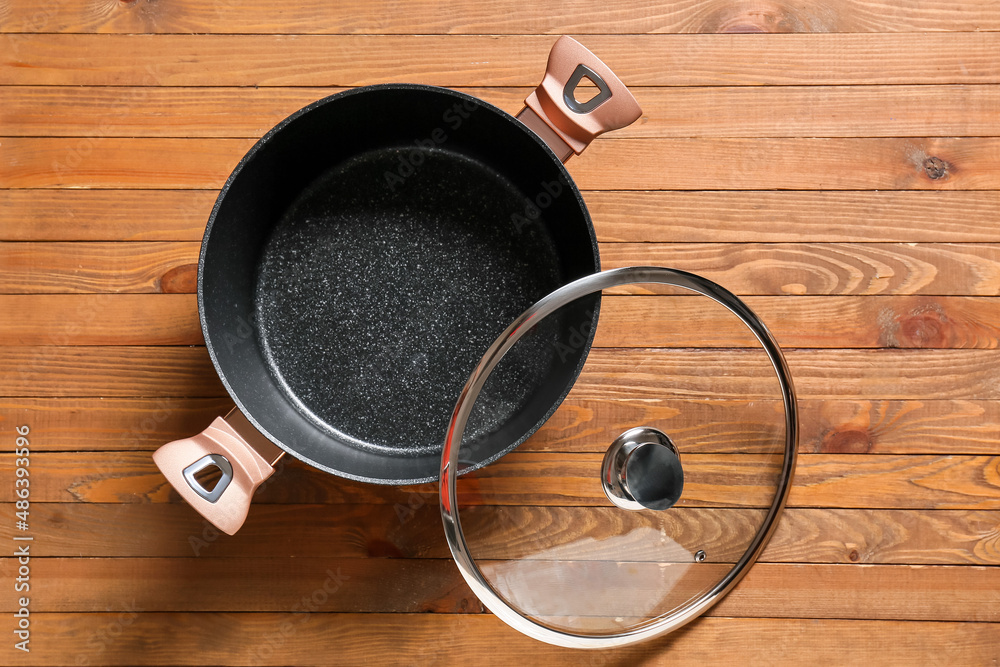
821, 428, 874, 454
923, 156, 949, 180
897, 310, 948, 348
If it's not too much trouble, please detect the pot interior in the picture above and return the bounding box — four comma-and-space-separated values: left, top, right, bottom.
200, 85, 599, 483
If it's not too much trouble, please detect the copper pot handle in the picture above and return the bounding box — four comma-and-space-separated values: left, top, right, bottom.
517, 36, 642, 162
153, 408, 284, 535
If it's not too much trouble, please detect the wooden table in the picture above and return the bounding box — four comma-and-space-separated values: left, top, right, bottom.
2, 1, 1000, 664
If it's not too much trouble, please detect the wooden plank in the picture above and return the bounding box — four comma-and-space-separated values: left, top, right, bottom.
6, 396, 999, 455
587, 191, 1000, 243
5, 137, 1000, 190
796, 399, 1000, 455
8, 451, 1000, 509
6, 189, 1000, 243
0, 557, 477, 614
3, 34, 1000, 86
526, 398, 1000, 456
597, 84, 1000, 138
0, 346, 223, 397
568, 348, 1000, 401
599, 243, 1000, 296
5, 241, 999, 296
0, 138, 254, 190
0, 397, 232, 450
0, 242, 200, 294
0, 295, 201, 345
8, 85, 1000, 139
3, 294, 996, 348
458, 452, 1000, 510
2, 346, 998, 399
0, 558, 996, 623
767, 508, 1000, 565
0, 615, 996, 667
712, 563, 1000, 622
9, 503, 1000, 565
786, 454, 1000, 510
0, 190, 214, 241
573, 137, 1000, 190
0, 85, 352, 140
592, 296, 1000, 349
4, 0, 1000, 34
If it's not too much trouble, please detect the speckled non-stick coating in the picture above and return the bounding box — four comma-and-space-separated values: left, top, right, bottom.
255, 146, 562, 457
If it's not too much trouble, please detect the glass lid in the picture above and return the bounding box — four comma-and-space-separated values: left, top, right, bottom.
440, 266, 797, 649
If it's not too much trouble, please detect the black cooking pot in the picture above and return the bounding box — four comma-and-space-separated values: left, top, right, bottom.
153, 36, 641, 534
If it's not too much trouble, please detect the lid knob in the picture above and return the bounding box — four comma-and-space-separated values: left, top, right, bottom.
601, 427, 684, 511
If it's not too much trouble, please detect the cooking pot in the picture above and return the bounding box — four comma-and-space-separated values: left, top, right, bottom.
153, 37, 642, 535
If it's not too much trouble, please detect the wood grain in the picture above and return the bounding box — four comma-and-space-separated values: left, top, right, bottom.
2, 346, 997, 400
599, 243, 1000, 296
7, 451, 999, 510
4, 34, 1000, 86
6, 397, 999, 455
0, 242, 200, 294
0, 138, 254, 190
0, 190, 215, 241
3, 294, 996, 348
6, 189, 1000, 243
567, 348, 1000, 401
5, 136, 1000, 190
0, 346, 222, 397
586, 191, 1000, 243
5, 241, 999, 296
8, 85, 1000, 139
0, 614, 996, 667
0, 557, 479, 614
4, 0, 999, 34
712, 563, 1000, 621
592, 295, 1000, 349
0, 557, 996, 623
0, 295, 201, 344
0, 397, 231, 451
574, 137, 1000, 190
8, 503, 999, 565
523, 398, 1000, 456
462, 452, 1000, 510
768, 508, 1000, 565
2, 346, 998, 399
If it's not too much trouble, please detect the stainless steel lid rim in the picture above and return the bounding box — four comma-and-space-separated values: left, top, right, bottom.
439, 266, 798, 649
